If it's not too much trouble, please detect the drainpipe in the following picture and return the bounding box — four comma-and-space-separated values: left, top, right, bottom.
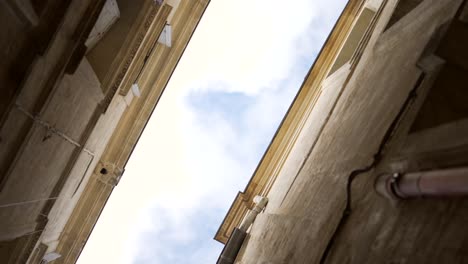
376, 167, 468, 200
239, 196, 269, 232
217, 196, 268, 264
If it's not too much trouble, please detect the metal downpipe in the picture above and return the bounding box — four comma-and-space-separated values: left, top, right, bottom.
217, 196, 268, 264
376, 167, 468, 199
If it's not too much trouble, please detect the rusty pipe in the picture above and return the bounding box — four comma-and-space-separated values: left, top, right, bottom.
376, 167, 468, 199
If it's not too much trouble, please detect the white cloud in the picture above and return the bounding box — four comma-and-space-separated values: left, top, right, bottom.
77, 0, 346, 263
169, 0, 344, 96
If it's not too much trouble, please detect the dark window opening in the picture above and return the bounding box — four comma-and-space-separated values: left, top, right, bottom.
410, 20, 468, 132
384, 0, 424, 31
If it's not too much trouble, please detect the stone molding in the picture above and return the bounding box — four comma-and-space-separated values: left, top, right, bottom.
215, 0, 368, 244
94, 160, 124, 187
50, 1, 210, 263
117, 3, 172, 97
101, 1, 170, 112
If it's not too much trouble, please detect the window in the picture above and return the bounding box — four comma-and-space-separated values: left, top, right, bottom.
410, 20, 468, 132
384, 0, 423, 31
328, 8, 376, 76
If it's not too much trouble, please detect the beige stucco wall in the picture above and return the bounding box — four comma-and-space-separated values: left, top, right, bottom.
39, 59, 133, 252
265, 63, 351, 212
0, 0, 210, 262
235, 0, 468, 263
0, 58, 103, 241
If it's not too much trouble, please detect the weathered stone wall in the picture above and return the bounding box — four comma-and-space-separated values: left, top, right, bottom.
38, 60, 130, 253
0, 0, 142, 262
236, 0, 468, 263
51, 1, 211, 263
0, 0, 210, 263
0, 3, 106, 257
0, 58, 103, 242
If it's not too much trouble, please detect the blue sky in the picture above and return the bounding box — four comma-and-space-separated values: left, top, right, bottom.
77, 0, 346, 263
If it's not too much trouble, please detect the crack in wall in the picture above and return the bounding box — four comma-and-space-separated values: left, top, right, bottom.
319, 73, 425, 264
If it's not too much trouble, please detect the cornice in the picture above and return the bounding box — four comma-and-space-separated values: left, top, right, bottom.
51, 1, 211, 263
101, 1, 167, 112
117, 3, 173, 96
215, 0, 368, 244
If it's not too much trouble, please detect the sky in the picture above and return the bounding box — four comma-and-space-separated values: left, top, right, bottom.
77, 0, 346, 263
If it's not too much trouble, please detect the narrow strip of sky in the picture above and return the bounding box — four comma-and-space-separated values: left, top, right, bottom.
78, 0, 346, 263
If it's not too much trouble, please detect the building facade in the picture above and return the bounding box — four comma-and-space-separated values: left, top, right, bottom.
0, 0, 209, 263
217, 0, 468, 263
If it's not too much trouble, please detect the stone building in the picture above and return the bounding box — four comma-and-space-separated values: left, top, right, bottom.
0, 0, 209, 263
217, 0, 468, 263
